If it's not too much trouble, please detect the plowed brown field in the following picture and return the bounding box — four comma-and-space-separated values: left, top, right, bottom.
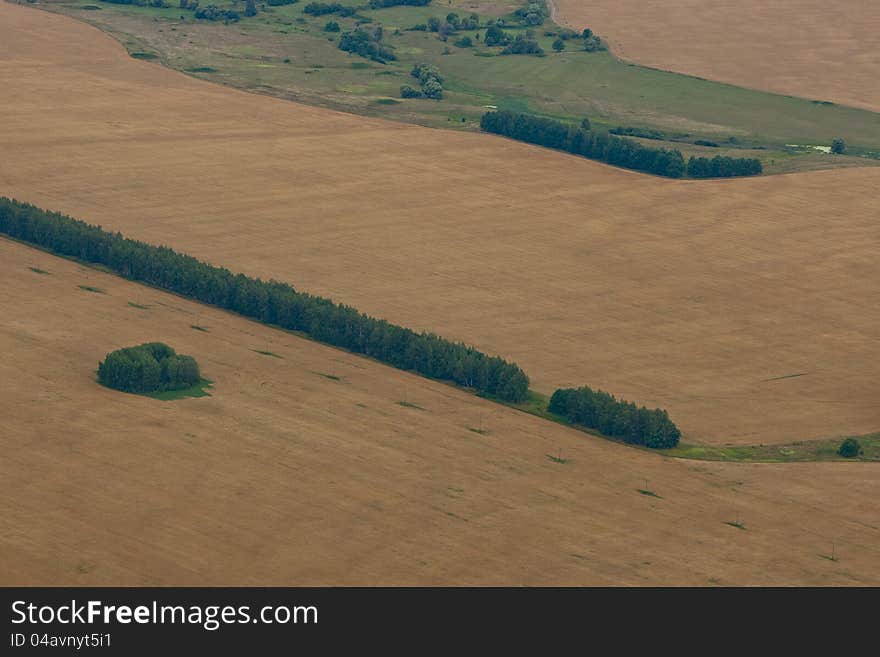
551, 0, 880, 112
3, 238, 879, 585
1, 2, 879, 445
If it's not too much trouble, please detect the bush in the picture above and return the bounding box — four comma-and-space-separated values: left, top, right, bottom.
194, 5, 239, 21
552, 38, 564, 52
838, 438, 861, 458
410, 62, 443, 98
484, 23, 510, 47
369, 0, 430, 7
400, 84, 422, 98
831, 138, 846, 154
549, 387, 681, 449
324, 20, 340, 32
98, 343, 200, 394
687, 155, 762, 178
501, 31, 544, 56
338, 28, 396, 63
303, 2, 345, 15
266, 0, 298, 5
454, 36, 473, 48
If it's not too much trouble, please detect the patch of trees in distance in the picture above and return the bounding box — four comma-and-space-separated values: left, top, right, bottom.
370, 0, 431, 8
339, 27, 396, 63
480, 110, 763, 178
401, 63, 443, 99
481, 110, 686, 178
98, 343, 200, 394
0, 198, 529, 403
687, 155, 762, 178
303, 2, 356, 16
549, 387, 681, 449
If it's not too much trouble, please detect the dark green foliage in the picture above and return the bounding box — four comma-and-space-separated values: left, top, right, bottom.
694, 139, 719, 147
400, 84, 422, 98
194, 5, 240, 21
97, 343, 200, 394
101, 0, 169, 6
583, 34, 605, 51
501, 31, 544, 56
580, 117, 590, 131
552, 38, 564, 52
838, 437, 861, 458
454, 36, 473, 48
266, 0, 299, 5
324, 20, 340, 32
610, 126, 666, 141
338, 27, 395, 63
369, 0, 430, 7
548, 387, 681, 449
303, 2, 354, 16
410, 63, 443, 99
410, 23, 428, 31
687, 155, 762, 178
244, 0, 257, 16
514, 0, 548, 26
831, 137, 846, 154
0, 198, 530, 403
484, 23, 510, 47
480, 110, 686, 178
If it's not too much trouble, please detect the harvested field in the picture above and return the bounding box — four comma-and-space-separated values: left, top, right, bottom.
551, 0, 880, 113
1, 2, 879, 445
2, 238, 879, 585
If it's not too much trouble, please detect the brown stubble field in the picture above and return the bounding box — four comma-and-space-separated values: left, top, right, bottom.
1, 1, 879, 446
2, 238, 879, 585
551, 0, 880, 113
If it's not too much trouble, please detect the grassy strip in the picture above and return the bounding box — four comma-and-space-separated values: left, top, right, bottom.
144, 379, 213, 400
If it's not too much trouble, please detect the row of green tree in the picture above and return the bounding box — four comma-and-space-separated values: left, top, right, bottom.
548, 387, 681, 449
98, 343, 201, 394
303, 2, 356, 16
401, 63, 443, 99
686, 155, 763, 178
480, 110, 687, 177
0, 198, 529, 403
339, 26, 396, 63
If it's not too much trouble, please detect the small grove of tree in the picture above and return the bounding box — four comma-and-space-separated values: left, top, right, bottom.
266, 0, 299, 5
303, 2, 355, 16
98, 343, 200, 394
194, 5, 240, 21
687, 155, 762, 178
548, 387, 681, 449
484, 23, 511, 47
369, 0, 430, 7
501, 31, 545, 56
480, 110, 686, 178
244, 0, 257, 17
581, 28, 605, 51
514, 0, 549, 26
838, 438, 861, 458
324, 20, 340, 32
338, 27, 395, 63
552, 38, 565, 52
0, 198, 530, 403
102, 0, 170, 6
831, 138, 846, 154
406, 62, 443, 99
454, 35, 473, 48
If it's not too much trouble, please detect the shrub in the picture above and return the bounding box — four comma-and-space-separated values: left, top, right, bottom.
501, 31, 544, 56
838, 438, 861, 458
194, 5, 239, 21
338, 27, 395, 63
98, 343, 200, 394
369, 0, 430, 7
549, 387, 681, 449
324, 20, 340, 32
552, 38, 564, 52
400, 84, 422, 98
831, 138, 846, 154
454, 36, 473, 48
687, 155, 762, 178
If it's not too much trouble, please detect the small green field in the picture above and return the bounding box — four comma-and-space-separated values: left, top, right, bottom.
145, 378, 213, 400
46, 0, 880, 174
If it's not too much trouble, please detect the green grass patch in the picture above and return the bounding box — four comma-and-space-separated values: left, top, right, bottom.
638, 489, 662, 499
29, 266, 50, 275
467, 426, 490, 435
128, 301, 150, 309
78, 285, 106, 294
130, 52, 158, 60
313, 371, 341, 381
545, 453, 569, 464
185, 66, 218, 73
145, 378, 213, 401
190, 324, 209, 332
725, 521, 746, 530
398, 400, 424, 410
372, 97, 401, 105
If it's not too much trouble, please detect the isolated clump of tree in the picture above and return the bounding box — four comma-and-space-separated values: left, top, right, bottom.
514, 0, 549, 26
338, 26, 395, 63
501, 30, 545, 56
405, 62, 443, 99
831, 138, 846, 154
687, 155, 762, 178
194, 5, 240, 21
369, 0, 430, 7
266, 0, 299, 5
480, 110, 686, 178
549, 387, 681, 449
102, 0, 170, 7
98, 343, 200, 394
303, 2, 355, 16
581, 28, 605, 52
324, 20, 340, 32
0, 198, 530, 403
838, 438, 861, 458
